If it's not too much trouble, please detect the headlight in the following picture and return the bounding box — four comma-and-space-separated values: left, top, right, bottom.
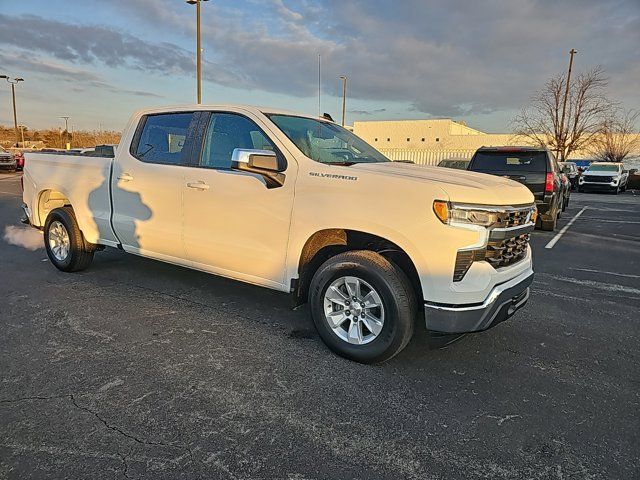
433, 201, 536, 227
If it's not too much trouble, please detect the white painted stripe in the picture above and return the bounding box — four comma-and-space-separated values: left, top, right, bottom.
545, 206, 588, 249
570, 268, 640, 279
538, 273, 640, 296
583, 218, 640, 224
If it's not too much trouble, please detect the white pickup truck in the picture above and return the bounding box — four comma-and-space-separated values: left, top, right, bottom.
23, 105, 536, 363
578, 162, 629, 194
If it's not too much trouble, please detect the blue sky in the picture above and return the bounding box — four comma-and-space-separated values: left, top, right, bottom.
0, 0, 638, 132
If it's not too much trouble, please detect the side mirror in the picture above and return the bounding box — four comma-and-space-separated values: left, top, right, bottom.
630, 169, 638, 175
231, 148, 285, 188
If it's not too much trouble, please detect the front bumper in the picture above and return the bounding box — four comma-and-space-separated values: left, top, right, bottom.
424, 270, 533, 334
579, 181, 617, 191
0, 162, 17, 171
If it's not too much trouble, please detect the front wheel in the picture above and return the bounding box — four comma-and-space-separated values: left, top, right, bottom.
309, 250, 416, 364
44, 207, 95, 272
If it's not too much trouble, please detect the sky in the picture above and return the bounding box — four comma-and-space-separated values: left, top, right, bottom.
0, 0, 638, 133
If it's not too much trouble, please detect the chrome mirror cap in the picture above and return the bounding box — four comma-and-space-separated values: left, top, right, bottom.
231, 148, 276, 165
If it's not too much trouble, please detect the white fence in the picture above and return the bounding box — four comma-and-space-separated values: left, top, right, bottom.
377, 148, 476, 166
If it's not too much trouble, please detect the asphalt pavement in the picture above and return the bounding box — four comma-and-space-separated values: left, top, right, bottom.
1, 172, 638, 479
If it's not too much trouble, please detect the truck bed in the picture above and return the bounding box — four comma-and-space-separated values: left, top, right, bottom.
23, 152, 119, 245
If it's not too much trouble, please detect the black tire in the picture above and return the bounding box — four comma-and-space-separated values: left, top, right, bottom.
578, 187, 583, 193
540, 211, 557, 231
309, 250, 416, 364
44, 207, 95, 272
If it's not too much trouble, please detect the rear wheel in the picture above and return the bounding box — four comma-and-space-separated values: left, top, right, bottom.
540, 209, 557, 231
44, 207, 95, 272
309, 250, 415, 364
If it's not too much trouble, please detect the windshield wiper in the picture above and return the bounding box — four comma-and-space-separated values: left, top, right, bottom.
326, 161, 356, 166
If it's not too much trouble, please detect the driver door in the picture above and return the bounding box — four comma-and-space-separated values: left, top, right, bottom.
182, 111, 296, 290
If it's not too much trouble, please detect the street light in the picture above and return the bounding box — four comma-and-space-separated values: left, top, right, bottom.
18, 125, 26, 146
339, 75, 347, 127
1, 74, 24, 147
186, 0, 209, 104
60, 116, 70, 149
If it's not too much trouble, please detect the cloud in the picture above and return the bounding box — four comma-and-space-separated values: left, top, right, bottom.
349, 108, 387, 115
0, 51, 162, 98
0, 13, 242, 88
2, 0, 639, 119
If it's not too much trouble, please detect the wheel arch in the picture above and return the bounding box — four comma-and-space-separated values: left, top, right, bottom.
294, 228, 423, 307
36, 189, 72, 227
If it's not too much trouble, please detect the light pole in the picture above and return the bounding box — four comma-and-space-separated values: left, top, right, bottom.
339, 75, 347, 127
558, 49, 577, 160
1, 75, 24, 147
186, 0, 209, 104
60, 116, 70, 149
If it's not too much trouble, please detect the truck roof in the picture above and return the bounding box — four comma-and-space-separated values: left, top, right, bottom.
132, 104, 321, 121
476, 146, 549, 152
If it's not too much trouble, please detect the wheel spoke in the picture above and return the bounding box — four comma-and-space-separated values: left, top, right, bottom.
325, 286, 347, 306
362, 291, 381, 308
326, 310, 348, 329
347, 321, 363, 344
344, 277, 360, 300
361, 313, 383, 336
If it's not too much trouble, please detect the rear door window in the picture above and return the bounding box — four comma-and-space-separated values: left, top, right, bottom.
470, 151, 548, 172
133, 112, 196, 165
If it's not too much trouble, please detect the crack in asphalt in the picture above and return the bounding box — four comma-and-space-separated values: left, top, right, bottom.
67, 393, 171, 447
1, 392, 201, 477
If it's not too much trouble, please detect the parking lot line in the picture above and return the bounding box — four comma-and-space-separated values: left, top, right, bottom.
545, 206, 588, 249
570, 268, 640, 279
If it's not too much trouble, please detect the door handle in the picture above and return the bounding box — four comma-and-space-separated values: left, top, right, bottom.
186, 181, 210, 191
118, 173, 134, 182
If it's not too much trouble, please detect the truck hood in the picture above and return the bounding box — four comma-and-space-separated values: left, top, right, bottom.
584, 170, 619, 177
350, 161, 534, 205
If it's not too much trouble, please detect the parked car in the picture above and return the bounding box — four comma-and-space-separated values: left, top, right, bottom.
23, 105, 536, 364
559, 161, 578, 189
0, 146, 17, 172
467, 146, 565, 231
437, 159, 470, 170
627, 169, 640, 190
578, 162, 628, 194
14, 151, 25, 171
560, 172, 571, 211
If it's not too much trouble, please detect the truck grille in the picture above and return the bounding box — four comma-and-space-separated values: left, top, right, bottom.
495, 207, 535, 227
583, 175, 612, 183
485, 233, 530, 268
453, 233, 530, 281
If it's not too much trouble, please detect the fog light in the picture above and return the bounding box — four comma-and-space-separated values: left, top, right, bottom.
453, 249, 485, 282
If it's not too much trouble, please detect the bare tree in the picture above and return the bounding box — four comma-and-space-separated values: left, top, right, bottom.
590, 109, 640, 162
512, 67, 613, 161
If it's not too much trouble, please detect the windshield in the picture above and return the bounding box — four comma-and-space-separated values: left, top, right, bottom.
587, 164, 619, 172
470, 151, 547, 172
267, 114, 390, 164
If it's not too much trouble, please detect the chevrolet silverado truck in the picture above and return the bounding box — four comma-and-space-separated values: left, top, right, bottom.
578, 162, 628, 194
23, 105, 536, 363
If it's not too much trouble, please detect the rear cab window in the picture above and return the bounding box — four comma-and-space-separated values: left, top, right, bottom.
131, 112, 197, 165
469, 150, 549, 172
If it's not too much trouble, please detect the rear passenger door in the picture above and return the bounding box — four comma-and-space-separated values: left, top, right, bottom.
111, 111, 200, 262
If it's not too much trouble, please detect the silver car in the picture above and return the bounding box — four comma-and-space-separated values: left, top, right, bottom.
0, 146, 17, 171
